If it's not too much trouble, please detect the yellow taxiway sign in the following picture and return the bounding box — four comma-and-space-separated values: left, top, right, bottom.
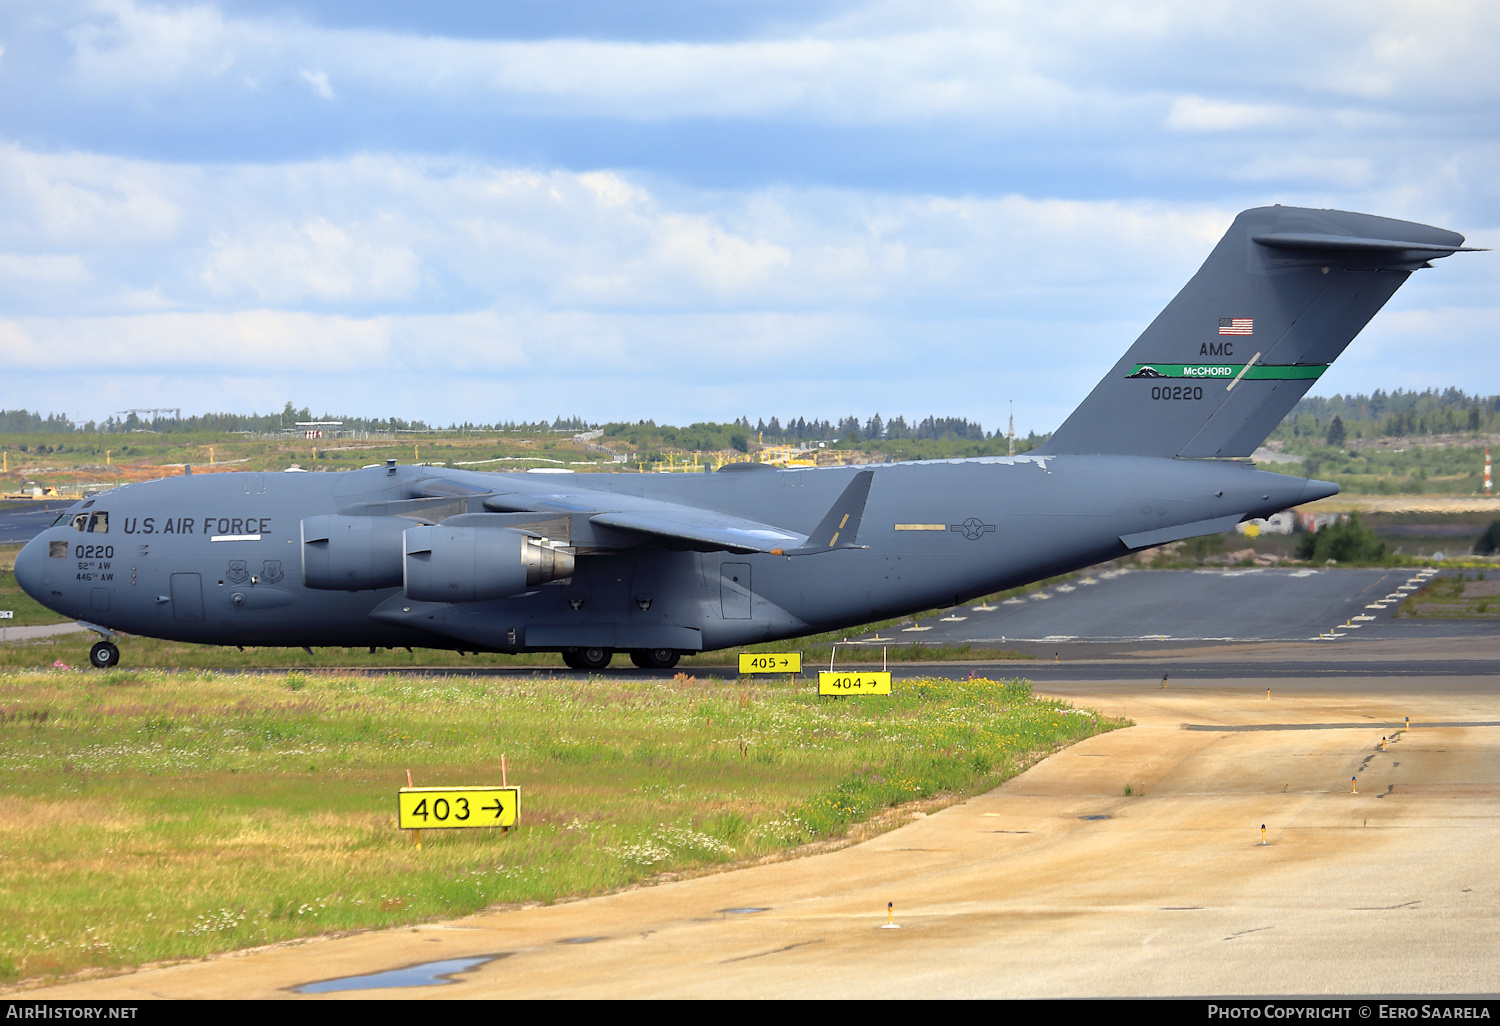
398, 786, 518, 830
818, 671, 892, 695
739, 652, 801, 674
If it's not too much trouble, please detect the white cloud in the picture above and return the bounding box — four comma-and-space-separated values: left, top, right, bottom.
1166, 97, 1299, 132
1, 309, 389, 371
202, 219, 419, 303
67, 0, 238, 92
51, 0, 1500, 128
0, 144, 183, 245
1232, 155, 1374, 188
299, 69, 334, 100
0, 143, 1288, 428
0, 253, 90, 283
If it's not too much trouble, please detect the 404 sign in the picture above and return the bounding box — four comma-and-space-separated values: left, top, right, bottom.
398, 786, 518, 830
818, 671, 892, 695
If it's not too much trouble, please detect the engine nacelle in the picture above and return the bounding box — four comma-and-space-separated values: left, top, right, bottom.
301, 515, 408, 591
403, 525, 575, 603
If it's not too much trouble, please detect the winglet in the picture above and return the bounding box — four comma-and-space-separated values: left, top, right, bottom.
788, 470, 874, 555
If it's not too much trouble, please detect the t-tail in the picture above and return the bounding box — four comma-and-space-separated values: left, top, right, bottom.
1038, 206, 1478, 458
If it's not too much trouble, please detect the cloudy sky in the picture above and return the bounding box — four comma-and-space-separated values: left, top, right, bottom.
0, 1, 1496, 435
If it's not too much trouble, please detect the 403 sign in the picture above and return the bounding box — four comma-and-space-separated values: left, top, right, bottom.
398, 786, 518, 830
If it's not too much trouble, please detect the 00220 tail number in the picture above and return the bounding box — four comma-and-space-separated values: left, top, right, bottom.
1150, 385, 1204, 401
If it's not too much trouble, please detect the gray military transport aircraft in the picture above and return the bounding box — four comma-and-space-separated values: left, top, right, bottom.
13, 206, 1478, 670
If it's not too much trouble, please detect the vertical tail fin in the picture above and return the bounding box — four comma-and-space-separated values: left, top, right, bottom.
1038, 206, 1474, 458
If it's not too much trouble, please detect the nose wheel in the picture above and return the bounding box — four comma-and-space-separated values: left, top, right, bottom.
89, 641, 120, 669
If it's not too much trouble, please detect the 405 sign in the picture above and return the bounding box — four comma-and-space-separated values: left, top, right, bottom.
398, 786, 518, 830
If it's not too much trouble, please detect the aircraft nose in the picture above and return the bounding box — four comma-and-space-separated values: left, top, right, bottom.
13, 535, 49, 603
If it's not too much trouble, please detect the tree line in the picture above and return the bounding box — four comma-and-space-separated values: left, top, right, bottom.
1275, 388, 1500, 445
0, 403, 593, 436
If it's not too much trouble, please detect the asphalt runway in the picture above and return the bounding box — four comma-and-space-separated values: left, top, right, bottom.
849, 566, 1487, 647
24, 639, 1500, 999
0, 501, 71, 544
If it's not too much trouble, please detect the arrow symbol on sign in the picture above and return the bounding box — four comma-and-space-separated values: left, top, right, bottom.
482, 800, 505, 819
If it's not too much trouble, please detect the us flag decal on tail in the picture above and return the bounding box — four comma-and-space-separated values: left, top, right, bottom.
1218, 317, 1253, 335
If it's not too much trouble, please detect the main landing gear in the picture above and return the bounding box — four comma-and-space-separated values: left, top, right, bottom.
629, 648, 681, 670
89, 641, 120, 668
560, 647, 682, 671
561, 646, 613, 671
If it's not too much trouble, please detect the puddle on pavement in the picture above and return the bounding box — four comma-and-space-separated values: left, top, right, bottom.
558, 936, 607, 945
721, 907, 769, 915
292, 954, 504, 994
1079, 815, 1110, 821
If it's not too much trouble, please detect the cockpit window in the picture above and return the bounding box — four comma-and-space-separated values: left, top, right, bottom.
71, 514, 89, 531
52, 512, 73, 527
87, 512, 108, 534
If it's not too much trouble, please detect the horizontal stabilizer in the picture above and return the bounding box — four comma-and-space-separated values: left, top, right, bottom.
1252, 232, 1482, 256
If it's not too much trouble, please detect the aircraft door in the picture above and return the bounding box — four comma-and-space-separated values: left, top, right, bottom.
720, 563, 752, 619
169, 573, 205, 622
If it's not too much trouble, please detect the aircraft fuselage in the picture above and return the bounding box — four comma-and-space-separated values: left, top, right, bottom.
15, 456, 1329, 656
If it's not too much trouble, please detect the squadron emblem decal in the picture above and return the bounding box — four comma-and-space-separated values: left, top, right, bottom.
949, 518, 996, 541
225, 560, 249, 584
261, 560, 284, 585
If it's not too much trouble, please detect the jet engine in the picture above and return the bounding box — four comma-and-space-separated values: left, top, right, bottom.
301, 515, 409, 591
403, 525, 574, 603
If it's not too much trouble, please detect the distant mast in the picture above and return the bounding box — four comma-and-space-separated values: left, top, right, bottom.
1008, 402, 1015, 457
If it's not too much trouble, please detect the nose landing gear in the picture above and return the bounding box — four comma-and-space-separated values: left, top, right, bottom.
89, 641, 120, 668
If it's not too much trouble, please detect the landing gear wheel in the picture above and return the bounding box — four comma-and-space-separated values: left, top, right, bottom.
561, 646, 613, 671
89, 641, 120, 669
630, 648, 680, 670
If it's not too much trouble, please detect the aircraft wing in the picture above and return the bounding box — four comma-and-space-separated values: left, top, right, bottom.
421, 469, 874, 555
589, 509, 805, 554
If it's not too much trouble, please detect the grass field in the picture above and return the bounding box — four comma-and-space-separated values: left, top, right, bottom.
1399, 570, 1500, 618
0, 667, 1115, 987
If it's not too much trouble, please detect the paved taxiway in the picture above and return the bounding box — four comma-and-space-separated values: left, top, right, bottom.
0, 501, 72, 545
854, 566, 1445, 646
23, 638, 1500, 999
